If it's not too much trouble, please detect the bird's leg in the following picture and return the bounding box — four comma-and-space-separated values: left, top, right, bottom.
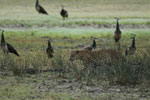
1, 53, 5, 69
62, 18, 65, 27
115, 42, 118, 50
1, 52, 8, 69
5, 51, 9, 61
118, 42, 121, 50
63, 17, 65, 20
116, 42, 121, 50
4, 52, 9, 61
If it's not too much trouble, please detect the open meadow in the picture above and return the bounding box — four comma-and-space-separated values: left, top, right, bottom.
0, 0, 150, 100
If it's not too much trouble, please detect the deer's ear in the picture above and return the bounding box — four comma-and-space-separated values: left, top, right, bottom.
76, 50, 79, 54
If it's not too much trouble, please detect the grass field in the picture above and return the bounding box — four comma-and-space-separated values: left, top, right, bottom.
0, 0, 150, 100
0, 0, 150, 27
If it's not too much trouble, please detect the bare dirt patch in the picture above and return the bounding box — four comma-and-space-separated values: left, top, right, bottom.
1, 24, 150, 29
29, 73, 150, 100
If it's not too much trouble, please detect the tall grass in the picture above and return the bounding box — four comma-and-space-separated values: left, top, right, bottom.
0, 28, 150, 86
1, 48, 150, 86
68, 50, 150, 85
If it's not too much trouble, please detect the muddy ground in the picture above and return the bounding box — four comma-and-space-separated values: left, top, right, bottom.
0, 71, 150, 100
33, 73, 150, 100
1, 24, 150, 30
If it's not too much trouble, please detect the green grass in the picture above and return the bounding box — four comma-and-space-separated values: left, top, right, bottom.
0, 0, 150, 99
0, 28, 150, 100
1, 18, 150, 27
4, 27, 150, 37
0, 0, 150, 27
0, 76, 33, 100
0, 28, 149, 59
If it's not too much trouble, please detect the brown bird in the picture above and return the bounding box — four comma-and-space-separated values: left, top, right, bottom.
125, 34, 136, 56
1, 30, 19, 56
35, 0, 48, 15
114, 18, 122, 42
46, 39, 54, 58
60, 5, 68, 20
82, 38, 96, 51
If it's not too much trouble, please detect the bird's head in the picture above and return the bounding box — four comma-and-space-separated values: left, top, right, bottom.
115, 17, 120, 23
1, 30, 4, 36
36, 0, 39, 5
48, 38, 51, 41
91, 36, 97, 40
0, 29, 4, 33
48, 38, 50, 42
47, 38, 52, 46
61, 5, 64, 8
2, 30, 4, 33
115, 17, 120, 20
93, 37, 97, 41
131, 34, 136, 38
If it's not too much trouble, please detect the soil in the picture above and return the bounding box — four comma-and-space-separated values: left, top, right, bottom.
24, 73, 150, 100
1, 71, 150, 100
1, 24, 150, 29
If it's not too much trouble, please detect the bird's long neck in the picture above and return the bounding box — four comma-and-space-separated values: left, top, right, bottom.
62, 7, 64, 11
92, 39, 96, 49
48, 40, 51, 48
131, 37, 135, 48
116, 19, 120, 31
1, 31, 5, 43
36, 0, 39, 6
62, 5, 64, 10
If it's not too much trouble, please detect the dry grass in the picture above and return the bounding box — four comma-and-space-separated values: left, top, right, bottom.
0, 28, 150, 86
0, 0, 150, 99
